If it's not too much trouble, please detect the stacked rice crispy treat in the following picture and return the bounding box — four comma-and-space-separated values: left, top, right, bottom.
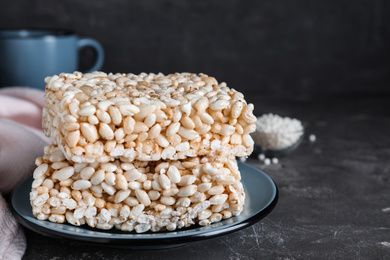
30, 72, 256, 232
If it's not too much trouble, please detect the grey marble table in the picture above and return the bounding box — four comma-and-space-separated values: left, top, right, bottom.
21, 94, 390, 260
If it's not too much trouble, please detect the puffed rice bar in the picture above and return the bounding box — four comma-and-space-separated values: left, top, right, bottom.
42, 72, 257, 163
30, 145, 245, 232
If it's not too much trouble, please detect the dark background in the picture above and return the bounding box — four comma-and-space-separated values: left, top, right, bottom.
2, 2, 390, 259
1, 0, 390, 96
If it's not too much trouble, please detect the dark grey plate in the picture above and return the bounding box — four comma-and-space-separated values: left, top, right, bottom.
11, 162, 278, 249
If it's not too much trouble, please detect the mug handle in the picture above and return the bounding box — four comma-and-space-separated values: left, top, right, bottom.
77, 38, 105, 73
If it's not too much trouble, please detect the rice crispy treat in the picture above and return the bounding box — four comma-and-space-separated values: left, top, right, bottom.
30, 145, 245, 233
42, 72, 257, 163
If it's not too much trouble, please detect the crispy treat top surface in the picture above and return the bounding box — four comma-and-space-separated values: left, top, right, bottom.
44, 71, 245, 106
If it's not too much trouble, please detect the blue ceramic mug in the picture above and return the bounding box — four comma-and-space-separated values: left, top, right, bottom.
0, 28, 104, 89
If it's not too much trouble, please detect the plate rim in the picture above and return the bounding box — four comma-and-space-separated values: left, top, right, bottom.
11, 162, 278, 246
